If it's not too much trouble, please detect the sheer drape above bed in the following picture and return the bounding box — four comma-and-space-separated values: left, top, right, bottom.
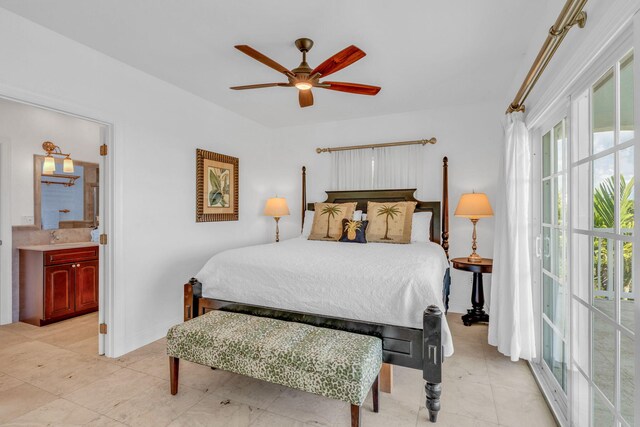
373, 144, 425, 190
330, 144, 425, 191
330, 148, 373, 190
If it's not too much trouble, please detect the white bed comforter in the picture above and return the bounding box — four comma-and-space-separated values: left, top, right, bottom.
196, 237, 453, 356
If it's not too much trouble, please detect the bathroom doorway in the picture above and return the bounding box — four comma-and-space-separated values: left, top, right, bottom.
0, 96, 112, 356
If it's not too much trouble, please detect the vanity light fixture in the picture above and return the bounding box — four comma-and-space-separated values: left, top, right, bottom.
41, 141, 74, 175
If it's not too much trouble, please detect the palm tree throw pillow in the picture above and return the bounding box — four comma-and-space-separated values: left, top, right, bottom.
365, 201, 417, 244
339, 219, 369, 243
308, 202, 357, 241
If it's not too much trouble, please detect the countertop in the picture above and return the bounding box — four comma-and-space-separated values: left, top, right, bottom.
18, 242, 99, 252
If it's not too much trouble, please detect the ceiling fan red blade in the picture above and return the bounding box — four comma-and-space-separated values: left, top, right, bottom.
230, 83, 290, 90
321, 82, 381, 96
235, 45, 294, 77
299, 90, 314, 108
310, 45, 366, 78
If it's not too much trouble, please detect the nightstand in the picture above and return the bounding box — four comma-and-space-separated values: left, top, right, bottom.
451, 257, 492, 326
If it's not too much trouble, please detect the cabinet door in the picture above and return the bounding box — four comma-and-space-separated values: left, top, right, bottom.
75, 260, 99, 312
44, 264, 75, 319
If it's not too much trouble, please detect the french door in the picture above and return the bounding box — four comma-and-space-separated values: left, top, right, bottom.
538, 115, 570, 414
535, 47, 635, 427
569, 49, 635, 427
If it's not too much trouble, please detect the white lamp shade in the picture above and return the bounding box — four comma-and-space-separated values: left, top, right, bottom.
63, 157, 74, 173
454, 193, 493, 218
264, 197, 290, 217
42, 156, 56, 175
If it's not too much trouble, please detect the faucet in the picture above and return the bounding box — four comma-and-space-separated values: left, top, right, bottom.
49, 230, 60, 244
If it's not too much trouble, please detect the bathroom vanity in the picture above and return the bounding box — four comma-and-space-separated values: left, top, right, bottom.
19, 242, 99, 326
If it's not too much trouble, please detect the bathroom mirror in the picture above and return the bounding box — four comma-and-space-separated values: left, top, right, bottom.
34, 155, 99, 230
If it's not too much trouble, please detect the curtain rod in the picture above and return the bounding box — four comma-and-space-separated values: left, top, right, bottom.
506, 0, 588, 114
316, 138, 436, 154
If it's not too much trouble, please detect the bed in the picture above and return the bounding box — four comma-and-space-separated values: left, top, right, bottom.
183, 157, 451, 423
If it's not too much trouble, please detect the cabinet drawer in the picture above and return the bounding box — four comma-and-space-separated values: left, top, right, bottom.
45, 246, 98, 266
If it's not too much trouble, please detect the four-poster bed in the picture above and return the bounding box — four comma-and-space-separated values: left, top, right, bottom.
183, 157, 450, 422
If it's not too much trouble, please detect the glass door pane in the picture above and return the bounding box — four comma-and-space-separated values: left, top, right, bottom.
540, 119, 569, 398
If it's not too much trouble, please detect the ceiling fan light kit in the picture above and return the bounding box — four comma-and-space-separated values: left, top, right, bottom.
230, 38, 381, 108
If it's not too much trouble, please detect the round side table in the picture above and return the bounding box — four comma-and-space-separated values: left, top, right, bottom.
451, 257, 493, 326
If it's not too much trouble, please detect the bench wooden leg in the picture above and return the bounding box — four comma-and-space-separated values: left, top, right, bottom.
372, 374, 379, 413
169, 356, 179, 395
350, 404, 360, 427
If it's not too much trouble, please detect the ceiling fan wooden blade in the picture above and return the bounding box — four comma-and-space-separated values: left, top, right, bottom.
299, 90, 314, 108
235, 45, 294, 77
321, 82, 381, 95
310, 45, 366, 78
230, 83, 290, 90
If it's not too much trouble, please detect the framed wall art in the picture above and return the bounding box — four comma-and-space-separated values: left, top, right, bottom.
196, 149, 239, 222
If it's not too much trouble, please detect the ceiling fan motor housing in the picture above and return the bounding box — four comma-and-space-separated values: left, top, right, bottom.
291, 38, 315, 87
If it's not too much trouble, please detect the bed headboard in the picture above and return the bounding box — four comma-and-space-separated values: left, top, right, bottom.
301, 157, 449, 257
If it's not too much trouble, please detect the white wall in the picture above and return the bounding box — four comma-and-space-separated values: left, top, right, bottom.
0, 8, 274, 355
0, 98, 103, 226
269, 103, 504, 314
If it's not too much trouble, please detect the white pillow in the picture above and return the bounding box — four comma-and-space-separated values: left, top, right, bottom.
411, 211, 433, 243
362, 213, 368, 221
302, 210, 314, 238
353, 210, 363, 221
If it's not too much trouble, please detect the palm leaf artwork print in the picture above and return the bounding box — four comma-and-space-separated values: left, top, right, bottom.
377, 204, 401, 240
344, 220, 363, 240
320, 205, 342, 238
208, 167, 230, 207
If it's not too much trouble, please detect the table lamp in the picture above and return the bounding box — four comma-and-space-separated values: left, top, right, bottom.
264, 197, 290, 242
454, 192, 493, 262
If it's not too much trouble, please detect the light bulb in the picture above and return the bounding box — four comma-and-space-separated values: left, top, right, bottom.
295, 82, 312, 90
63, 156, 74, 173
43, 156, 55, 175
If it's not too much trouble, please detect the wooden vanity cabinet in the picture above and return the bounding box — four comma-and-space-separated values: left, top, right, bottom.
20, 245, 99, 326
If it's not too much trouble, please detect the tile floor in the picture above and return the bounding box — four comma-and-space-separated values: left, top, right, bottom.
0, 312, 557, 426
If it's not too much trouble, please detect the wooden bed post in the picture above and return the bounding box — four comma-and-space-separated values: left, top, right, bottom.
442, 157, 449, 260
423, 305, 442, 423
184, 278, 202, 321
301, 166, 307, 233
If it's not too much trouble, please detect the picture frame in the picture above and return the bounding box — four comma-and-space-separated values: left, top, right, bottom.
196, 149, 239, 222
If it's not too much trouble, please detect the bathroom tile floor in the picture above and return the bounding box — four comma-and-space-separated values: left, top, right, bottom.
0, 313, 557, 426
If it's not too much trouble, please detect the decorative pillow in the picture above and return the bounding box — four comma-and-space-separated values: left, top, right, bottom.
308, 202, 357, 241
411, 211, 433, 243
353, 210, 363, 221
339, 219, 368, 243
366, 201, 417, 244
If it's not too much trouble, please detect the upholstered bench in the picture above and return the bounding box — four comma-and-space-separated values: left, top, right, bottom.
166, 310, 382, 426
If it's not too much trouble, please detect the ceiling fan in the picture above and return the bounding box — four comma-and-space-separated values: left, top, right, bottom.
230, 38, 381, 108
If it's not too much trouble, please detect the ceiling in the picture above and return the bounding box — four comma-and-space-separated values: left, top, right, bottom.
0, 0, 550, 128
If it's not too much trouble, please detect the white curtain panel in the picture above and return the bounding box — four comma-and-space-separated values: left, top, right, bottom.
488, 112, 536, 361
330, 148, 374, 190
373, 144, 424, 189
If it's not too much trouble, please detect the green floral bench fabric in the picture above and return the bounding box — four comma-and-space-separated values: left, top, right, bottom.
166, 310, 382, 406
